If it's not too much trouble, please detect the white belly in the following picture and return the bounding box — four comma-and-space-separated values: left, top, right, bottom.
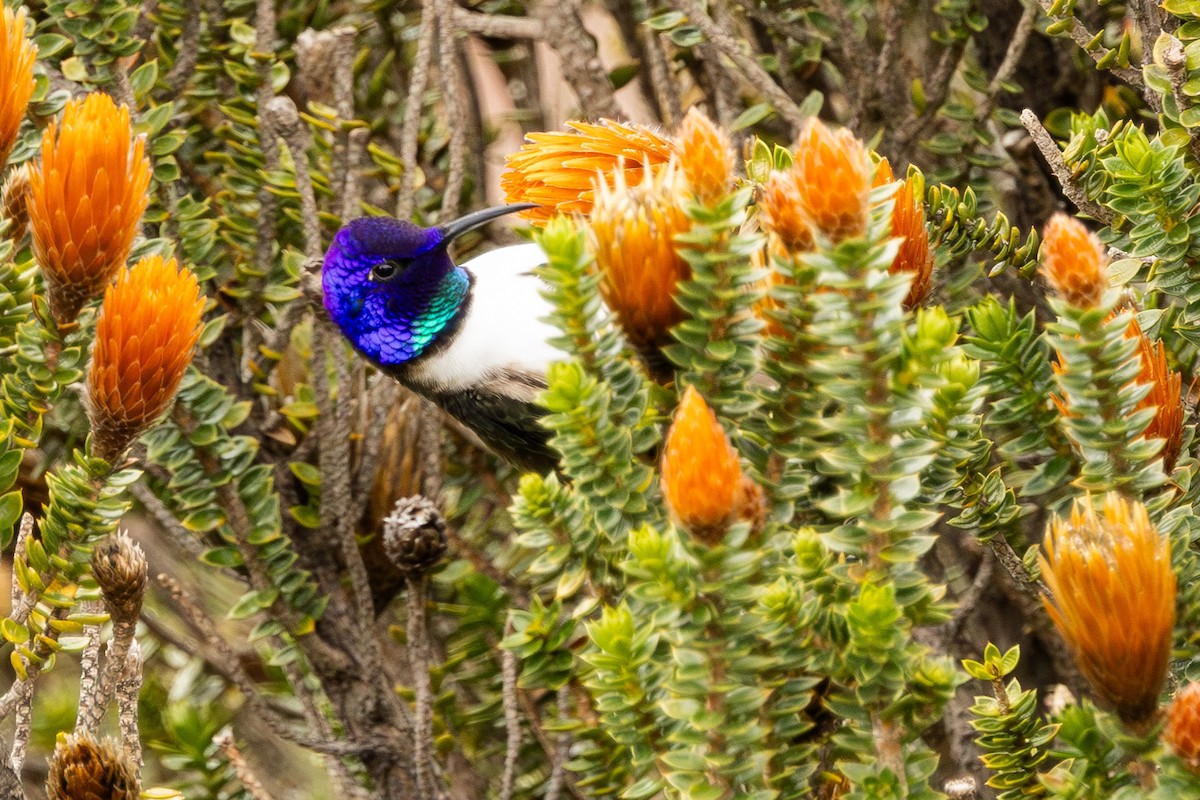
405, 243, 564, 401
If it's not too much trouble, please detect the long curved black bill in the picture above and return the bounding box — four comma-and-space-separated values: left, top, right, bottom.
439, 203, 539, 245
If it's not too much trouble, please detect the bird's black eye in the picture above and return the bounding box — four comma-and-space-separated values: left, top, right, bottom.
370, 260, 403, 282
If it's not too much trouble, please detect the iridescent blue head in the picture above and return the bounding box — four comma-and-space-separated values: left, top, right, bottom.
321, 204, 535, 368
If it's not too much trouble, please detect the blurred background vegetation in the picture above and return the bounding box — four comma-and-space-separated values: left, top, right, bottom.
4, 0, 1200, 798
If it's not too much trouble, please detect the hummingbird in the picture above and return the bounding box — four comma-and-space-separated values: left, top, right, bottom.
321, 204, 563, 473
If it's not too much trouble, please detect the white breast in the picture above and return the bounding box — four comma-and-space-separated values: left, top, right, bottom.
405, 242, 564, 400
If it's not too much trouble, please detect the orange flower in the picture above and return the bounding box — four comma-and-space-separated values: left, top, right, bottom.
87, 255, 204, 463
28, 93, 151, 325
873, 156, 896, 187
1127, 317, 1184, 473
1040, 213, 1107, 309
889, 176, 934, 309
676, 107, 734, 204
0, 6, 36, 169
1166, 683, 1200, 774
1039, 493, 1175, 727
501, 119, 675, 225
661, 385, 744, 544
792, 118, 872, 242
758, 170, 814, 253
591, 159, 691, 356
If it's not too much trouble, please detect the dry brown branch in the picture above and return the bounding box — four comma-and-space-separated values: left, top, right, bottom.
539, 0, 622, 120
668, 0, 808, 134
397, 0, 439, 220
1020, 108, 1114, 224
500, 633, 521, 800
217, 729, 277, 800
452, 7, 544, 39
1032, 0, 1144, 88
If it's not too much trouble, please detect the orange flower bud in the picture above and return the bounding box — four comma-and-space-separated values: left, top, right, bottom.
873, 156, 896, 187
661, 385, 744, 544
28, 93, 152, 325
591, 159, 691, 355
501, 119, 675, 225
676, 107, 734, 204
889, 176, 934, 309
758, 171, 814, 253
87, 255, 204, 463
1039, 493, 1175, 727
1040, 213, 1108, 309
792, 118, 872, 242
1128, 317, 1184, 473
0, 6, 36, 168
1166, 683, 1200, 774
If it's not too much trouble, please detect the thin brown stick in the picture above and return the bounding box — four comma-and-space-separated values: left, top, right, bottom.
397, 1, 439, 220
406, 575, 442, 799
452, 7, 544, 39
499, 637, 521, 800
1020, 108, 1113, 225
436, 0, 468, 220
1032, 0, 1143, 87
217, 729, 277, 800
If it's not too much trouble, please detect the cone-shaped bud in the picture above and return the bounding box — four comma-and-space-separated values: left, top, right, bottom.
661, 385, 744, 544
889, 176, 934, 309
1040, 213, 1107, 309
91, 531, 147, 626
591, 159, 691, 353
383, 495, 448, 577
676, 107, 734, 204
28, 93, 151, 325
46, 733, 141, 800
1, 161, 30, 241
1129, 317, 1185, 473
501, 119, 675, 225
1167, 683, 1200, 774
792, 118, 872, 242
0, 6, 36, 168
1039, 493, 1175, 727
758, 170, 814, 253
873, 157, 896, 187
87, 255, 204, 463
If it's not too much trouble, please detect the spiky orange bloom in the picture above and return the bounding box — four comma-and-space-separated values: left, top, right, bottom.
1040, 213, 1108, 309
501, 119, 675, 225
661, 385, 745, 544
591, 159, 691, 355
873, 156, 896, 187
1166, 683, 1200, 774
87, 255, 204, 463
1126, 317, 1185, 473
0, 6, 36, 168
792, 118, 872, 242
28, 93, 151, 324
676, 107, 734, 204
758, 171, 814, 253
890, 177, 934, 309
1039, 493, 1175, 727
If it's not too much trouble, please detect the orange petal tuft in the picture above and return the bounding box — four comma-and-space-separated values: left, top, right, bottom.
676, 107, 734, 204
792, 118, 872, 242
87, 255, 204, 463
1166, 683, 1200, 774
0, 6, 36, 168
1040, 213, 1108, 309
661, 385, 744, 544
1038, 493, 1175, 727
27, 93, 152, 324
889, 176, 934, 309
591, 159, 691, 357
501, 119, 675, 225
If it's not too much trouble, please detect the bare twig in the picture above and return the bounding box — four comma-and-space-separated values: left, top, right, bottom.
668, 0, 809, 134
540, 0, 622, 120
1020, 108, 1114, 224
116, 640, 144, 767
8, 681, 31, 776
452, 7, 543, 39
406, 575, 442, 800
545, 685, 570, 800
987, 535, 1050, 601
74, 602, 105, 734
637, 25, 681, 126
397, 0, 439, 220
217, 729, 277, 800
976, 0, 1037, 127
436, 0, 468, 220
265, 96, 323, 262
1032, 0, 1143, 88
500, 633, 522, 800
156, 574, 379, 757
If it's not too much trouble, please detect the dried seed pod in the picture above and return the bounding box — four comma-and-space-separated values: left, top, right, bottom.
383, 495, 449, 577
